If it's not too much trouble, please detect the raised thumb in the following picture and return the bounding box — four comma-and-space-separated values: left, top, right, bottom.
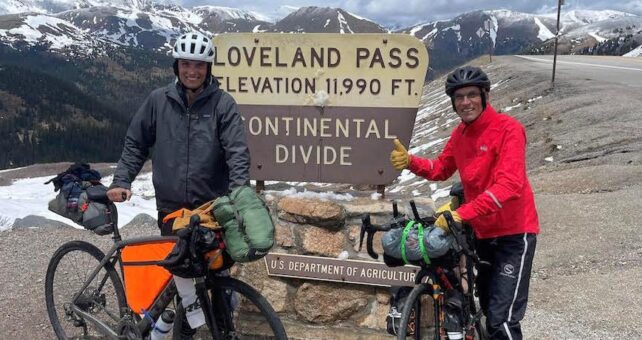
393, 138, 407, 153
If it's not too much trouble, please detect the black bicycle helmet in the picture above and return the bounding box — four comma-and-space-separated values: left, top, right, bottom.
444, 66, 491, 97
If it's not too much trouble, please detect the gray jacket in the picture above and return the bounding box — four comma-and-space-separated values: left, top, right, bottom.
111, 80, 250, 212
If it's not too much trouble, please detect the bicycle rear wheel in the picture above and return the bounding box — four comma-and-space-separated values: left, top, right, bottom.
174, 276, 287, 340
397, 283, 441, 340
45, 241, 127, 339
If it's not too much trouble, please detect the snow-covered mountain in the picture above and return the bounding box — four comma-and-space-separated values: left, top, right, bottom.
400, 9, 642, 74
273, 6, 385, 33
0, 0, 164, 14
0, 3, 385, 55
0, 2, 274, 53
0, 4, 640, 70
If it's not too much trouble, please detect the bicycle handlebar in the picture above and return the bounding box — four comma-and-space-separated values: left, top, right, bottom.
359, 201, 480, 264
443, 211, 481, 263
358, 215, 385, 259
359, 200, 438, 260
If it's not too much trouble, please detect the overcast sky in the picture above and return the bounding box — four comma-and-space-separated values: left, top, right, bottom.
176, 0, 642, 27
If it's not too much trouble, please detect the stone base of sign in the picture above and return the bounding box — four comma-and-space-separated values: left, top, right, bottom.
233, 194, 436, 336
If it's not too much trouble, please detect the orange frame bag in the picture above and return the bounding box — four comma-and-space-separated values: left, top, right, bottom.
121, 241, 176, 314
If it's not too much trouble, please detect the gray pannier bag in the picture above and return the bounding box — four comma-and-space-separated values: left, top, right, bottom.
46, 163, 116, 235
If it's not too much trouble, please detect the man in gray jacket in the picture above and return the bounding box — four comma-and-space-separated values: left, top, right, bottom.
107, 31, 250, 235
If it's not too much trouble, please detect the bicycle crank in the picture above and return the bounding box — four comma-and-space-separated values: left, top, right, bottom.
117, 316, 142, 340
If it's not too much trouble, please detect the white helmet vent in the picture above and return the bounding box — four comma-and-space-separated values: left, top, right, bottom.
172, 32, 215, 62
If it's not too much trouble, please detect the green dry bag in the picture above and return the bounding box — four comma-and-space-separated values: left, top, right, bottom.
213, 186, 275, 262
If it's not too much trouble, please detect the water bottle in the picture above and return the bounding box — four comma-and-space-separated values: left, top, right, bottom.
174, 275, 206, 329
150, 309, 175, 340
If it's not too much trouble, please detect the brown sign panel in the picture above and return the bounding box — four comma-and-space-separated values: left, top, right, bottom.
264, 253, 419, 287
242, 105, 415, 184
213, 33, 429, 185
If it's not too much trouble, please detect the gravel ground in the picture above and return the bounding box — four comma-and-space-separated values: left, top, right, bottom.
0, 218, 159, 339
1, 181, 640, 339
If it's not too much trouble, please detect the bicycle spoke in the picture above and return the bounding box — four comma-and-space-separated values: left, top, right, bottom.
46, 241, 126, 340
175, 277, 286, 340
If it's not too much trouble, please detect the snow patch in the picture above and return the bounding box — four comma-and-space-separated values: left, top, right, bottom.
534, 17, 555, 41
623, 44, 642, 57
265, 188, 354, 201
252, 24, 266, 33
431, 186, 451, 202
588, 32, 606, 42
421, 28, 438, 41
445, 24, 461, 42
410, 23, 429, 36
489, 15, 498, 47
503, 103, 522, 112
337, 11, 353, 34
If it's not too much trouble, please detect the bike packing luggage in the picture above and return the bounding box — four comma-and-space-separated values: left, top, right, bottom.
213, 185, 275, 263
46, 163, 116, 235
121, 241, 176, 313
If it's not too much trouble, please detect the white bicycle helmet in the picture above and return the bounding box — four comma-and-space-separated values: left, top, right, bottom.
172, 32, 215, 62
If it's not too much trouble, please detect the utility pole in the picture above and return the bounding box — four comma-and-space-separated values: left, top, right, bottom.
552, 0, 564, 83
484, 19, 493, 62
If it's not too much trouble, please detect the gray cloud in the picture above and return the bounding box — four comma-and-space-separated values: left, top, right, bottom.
176, 0, 642, 27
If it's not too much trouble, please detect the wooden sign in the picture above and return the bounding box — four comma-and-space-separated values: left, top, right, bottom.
264, 253, 419, 287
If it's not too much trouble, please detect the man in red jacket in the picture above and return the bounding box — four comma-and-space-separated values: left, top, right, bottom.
390, 66, 539, 340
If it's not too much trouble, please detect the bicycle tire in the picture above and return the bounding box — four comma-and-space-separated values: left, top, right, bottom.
397, 283, 440, 340
173, 276, 287, 340
45, 241, 127, 339
464, 254, 487, 340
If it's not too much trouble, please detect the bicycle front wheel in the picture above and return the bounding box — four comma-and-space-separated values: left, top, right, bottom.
45, 241, 127, 339
174, 276, 287, 340
398, 283, 441, 340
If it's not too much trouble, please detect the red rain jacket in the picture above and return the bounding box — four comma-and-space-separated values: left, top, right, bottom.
408, 105, 540, 239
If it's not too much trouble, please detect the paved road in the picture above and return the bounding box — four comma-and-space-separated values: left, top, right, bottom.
514, 55, 642, 87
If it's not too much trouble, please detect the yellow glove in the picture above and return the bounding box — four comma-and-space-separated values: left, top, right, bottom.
390, 139, 411, 170
434, 197, 461, 215
434, 211, 462, 232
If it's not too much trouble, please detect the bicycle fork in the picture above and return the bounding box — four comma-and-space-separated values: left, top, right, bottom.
194, 277, 219, 340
